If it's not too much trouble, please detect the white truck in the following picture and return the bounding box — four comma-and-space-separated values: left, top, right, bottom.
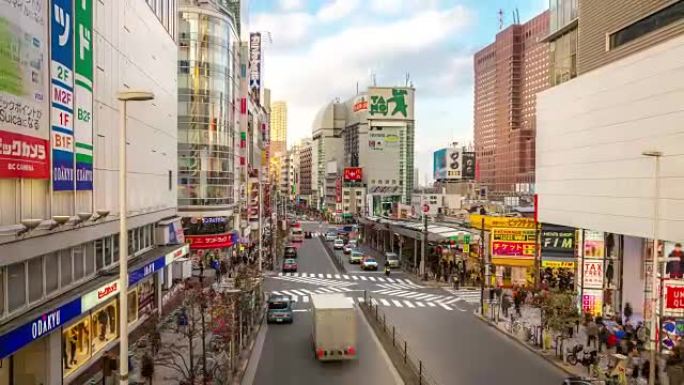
311, 294, 357, 361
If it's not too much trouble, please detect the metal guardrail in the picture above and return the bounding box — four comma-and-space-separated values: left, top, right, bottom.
360, 291, 441, 385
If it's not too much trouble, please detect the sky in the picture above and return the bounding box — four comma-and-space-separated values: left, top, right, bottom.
249, 0, 548, 183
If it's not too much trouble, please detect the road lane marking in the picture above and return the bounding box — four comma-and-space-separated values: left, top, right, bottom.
326, 274, 332, 279
334, 274, 341, 279
376, 278, 386, 282
404, 293, 426, 299
374, 289, 392, 294
403, 300, 415, 308
292, 309, 309, 313
343, 275, 350, 279
438, 303, 453, 310
386, 278, 397, 283
368, 277, 377, 281
318, 274, 324, 278
328, 287, 343, 292
371, 298, 379, 305
415, 302, 426, 307
357, 297, 365, 303
394, 291, 414, 297
300, 273, 307, 277
360, 276, 368, 281
317, 288, 333, 293
427, 303, 437, 307
443, 297, 462, 305
412, 294, 435, 300
339, 287, 353, 292
301, 289, 317, 294
380, 299, 391, 306
302, 296, 310, 303
270, 291, 282, 295
290, 290, 306, 296
391, 300, 404, 307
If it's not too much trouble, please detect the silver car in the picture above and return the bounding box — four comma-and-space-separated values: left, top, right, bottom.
385, 252, 400, 268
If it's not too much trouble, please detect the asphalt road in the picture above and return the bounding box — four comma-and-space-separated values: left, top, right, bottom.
247, 221, 402, 385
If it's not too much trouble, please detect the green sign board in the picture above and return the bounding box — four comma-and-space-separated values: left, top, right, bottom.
370, 88, 409, 118
74, 0, 94, 190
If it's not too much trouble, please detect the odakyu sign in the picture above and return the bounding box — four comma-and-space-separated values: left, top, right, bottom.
0, 298, 82, 359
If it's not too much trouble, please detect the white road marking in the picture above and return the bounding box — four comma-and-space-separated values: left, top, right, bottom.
371, 298, 378, 305
376, 277, 386, 282
386, 278, 397, 283
415, 302, 426, 307
380, 298, 391, 306
357, 297, 365, 303
343, 275, 350, 280
374, 289, 393, 294
351, 275, 359, 280
290, 290, 306, 296
328, 287, 343, 292
292, 309, 309, 313
318, 274, 324, 278
270, 291, 282, 295
334, 274, 341, 279
317, 288, 333, 293
394, 291, 414, 297
438, 303, 453, 311
412, 294, 435, 300
403, 300, 416, 308
326, 274, 332, 279
404, 293, 426, 299
300, 273, 307, 277
360, 276, 368, 281
455, 305, 468, 312
368, 276, 377, 281
427, 303, 437, 307
443, 297, 462, 305
302, 296, 310, 303
339, 287, 353, 292
391, 300, 404, 308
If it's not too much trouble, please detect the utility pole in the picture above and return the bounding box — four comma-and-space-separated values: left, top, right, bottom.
420, 213, 428, 279
480, 217, 485, 316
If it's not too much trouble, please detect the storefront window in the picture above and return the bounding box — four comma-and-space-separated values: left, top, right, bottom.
138, 277, 156, 316
128, 290, 139, 325
63, 316, 91, 377
91, 300, 118, 354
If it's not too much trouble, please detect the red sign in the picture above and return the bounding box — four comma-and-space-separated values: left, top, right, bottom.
422, 203, 430, 213
98, 282, 118, 299
667, 285, 684, 309
336, 177, 342, 203
343, 167, 363, 182
186, 233, 235, 249
491, 241, 535, 258
0, 130, 50, 179
353, 98, 368, 112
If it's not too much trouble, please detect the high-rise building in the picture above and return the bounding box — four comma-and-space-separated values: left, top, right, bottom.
312, 101, 346, 211
177, 0, 242, 262
474, 11, 550, 200
544, 0, 578, 86
297, 139, 313, 206
0, 1, 187, 381
270, 101, 287, 156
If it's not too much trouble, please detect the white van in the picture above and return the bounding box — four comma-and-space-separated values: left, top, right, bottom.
290, 228, 304, 242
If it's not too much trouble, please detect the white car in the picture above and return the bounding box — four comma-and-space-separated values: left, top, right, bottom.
333, 239, 345, 249
361, 257, 378, 271
325, 232, 337, 241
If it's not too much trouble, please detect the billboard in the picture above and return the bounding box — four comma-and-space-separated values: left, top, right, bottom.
433, 148, 446, 180
343, 167, 362, 182
74, 0, 93, 190
0, 0, 50, 179
469, 214, 535, 230
249, 33, 261, 101
490, 228, 536, 259
368, 87, 414, 120
540, 224, 576, 258
446, 148, 462, 180
335, 177, 342, 203
462, 152, 475, 179
50, 0, 75, 191
368, 129, 400, 152
352, 95, 368, 112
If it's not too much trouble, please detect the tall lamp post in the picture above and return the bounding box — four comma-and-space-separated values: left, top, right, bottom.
117, 90, 154, 385
643, 150, 662, 385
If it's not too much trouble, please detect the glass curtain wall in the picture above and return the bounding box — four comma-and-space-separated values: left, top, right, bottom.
178, 11, 237, 208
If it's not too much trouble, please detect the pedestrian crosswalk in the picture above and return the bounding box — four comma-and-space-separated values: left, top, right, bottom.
272, 273, 356, 287
266, 290, 467, 312
276, 272, 421, 286
442, 288, 482, 304
372, 288, 479, 308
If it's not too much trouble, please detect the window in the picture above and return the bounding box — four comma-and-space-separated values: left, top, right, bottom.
73, 246, 85, 281
28, 256, 44, 303
86, 242, 95, 275
113, 234, 120, 262
609, 1, 684, 49
7, 262, 26, 312
128, 230, 134, 256
45, 252, 59, 293
60, 249, 73, 287
95, 239, 104, 270
104, 236, 112, 266
169, 170, 173, 190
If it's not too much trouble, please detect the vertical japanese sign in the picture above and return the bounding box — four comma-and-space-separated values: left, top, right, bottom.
0, 0, 50, 179
50, 0, 75, 191
74, 0, 92, 190
249, 33, 261, 102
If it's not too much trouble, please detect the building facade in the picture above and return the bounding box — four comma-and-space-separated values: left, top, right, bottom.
536, 0, 684, 324
311, 102, 346, 211
298, 139, 313, 206
473, 11, 550, 200
269, 101, 287, 156
177, 0, 241, 263
0, 1, 187, 384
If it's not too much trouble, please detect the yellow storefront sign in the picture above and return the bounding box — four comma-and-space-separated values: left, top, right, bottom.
541, 260, 576, 269
469, 214, 535, 230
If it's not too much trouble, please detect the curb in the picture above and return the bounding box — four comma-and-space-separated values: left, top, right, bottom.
231, 316, 266, 385
473, 312, 575, 376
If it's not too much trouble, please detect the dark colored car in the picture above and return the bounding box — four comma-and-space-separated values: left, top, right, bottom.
267, 295, 293, 324
282, 258, 298, 273
284, 245, 297, 259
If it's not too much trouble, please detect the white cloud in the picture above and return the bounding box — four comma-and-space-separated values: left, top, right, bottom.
278, 0, 304, 11
251, 12, 314, 49
258, 5, 475, 172
316, 0, 361, 22
369, 0, 442, 15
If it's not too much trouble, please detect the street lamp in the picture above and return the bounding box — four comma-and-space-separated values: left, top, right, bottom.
117, 90, 154, 385
642, 150, 662, 385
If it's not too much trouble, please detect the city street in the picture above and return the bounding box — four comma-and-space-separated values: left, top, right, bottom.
245, 222, 402, 385
244, 222, 566, 385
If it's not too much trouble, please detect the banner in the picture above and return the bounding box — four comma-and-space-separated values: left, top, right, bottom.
491, 228, 536, 258
249, 33, 261, 101
446, 148, 462, 180
462, 152, 476, 180
583, 230, 605, 259
74, 0, 93, 190
664, 280, 684, 315
50, 0, 75, 191
433, 148, 446, 180
343, 167, 362, 182
541, 224, 576, 258
582, 260, 604, 289
469, 214, 535, 230
582, 289, 603, 316
0, 0, 50, 179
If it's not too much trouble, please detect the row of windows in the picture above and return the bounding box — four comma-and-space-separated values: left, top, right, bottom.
609, 0, 684, 50
0, 225, 154, 320
145, 0, 177, 39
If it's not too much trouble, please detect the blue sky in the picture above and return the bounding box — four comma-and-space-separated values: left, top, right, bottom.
250, 0, 547, 182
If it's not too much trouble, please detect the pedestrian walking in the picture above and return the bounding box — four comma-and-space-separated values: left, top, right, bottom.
212, 258, 221, 283
501, 293, 511, 318
586, 317, 599, 349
